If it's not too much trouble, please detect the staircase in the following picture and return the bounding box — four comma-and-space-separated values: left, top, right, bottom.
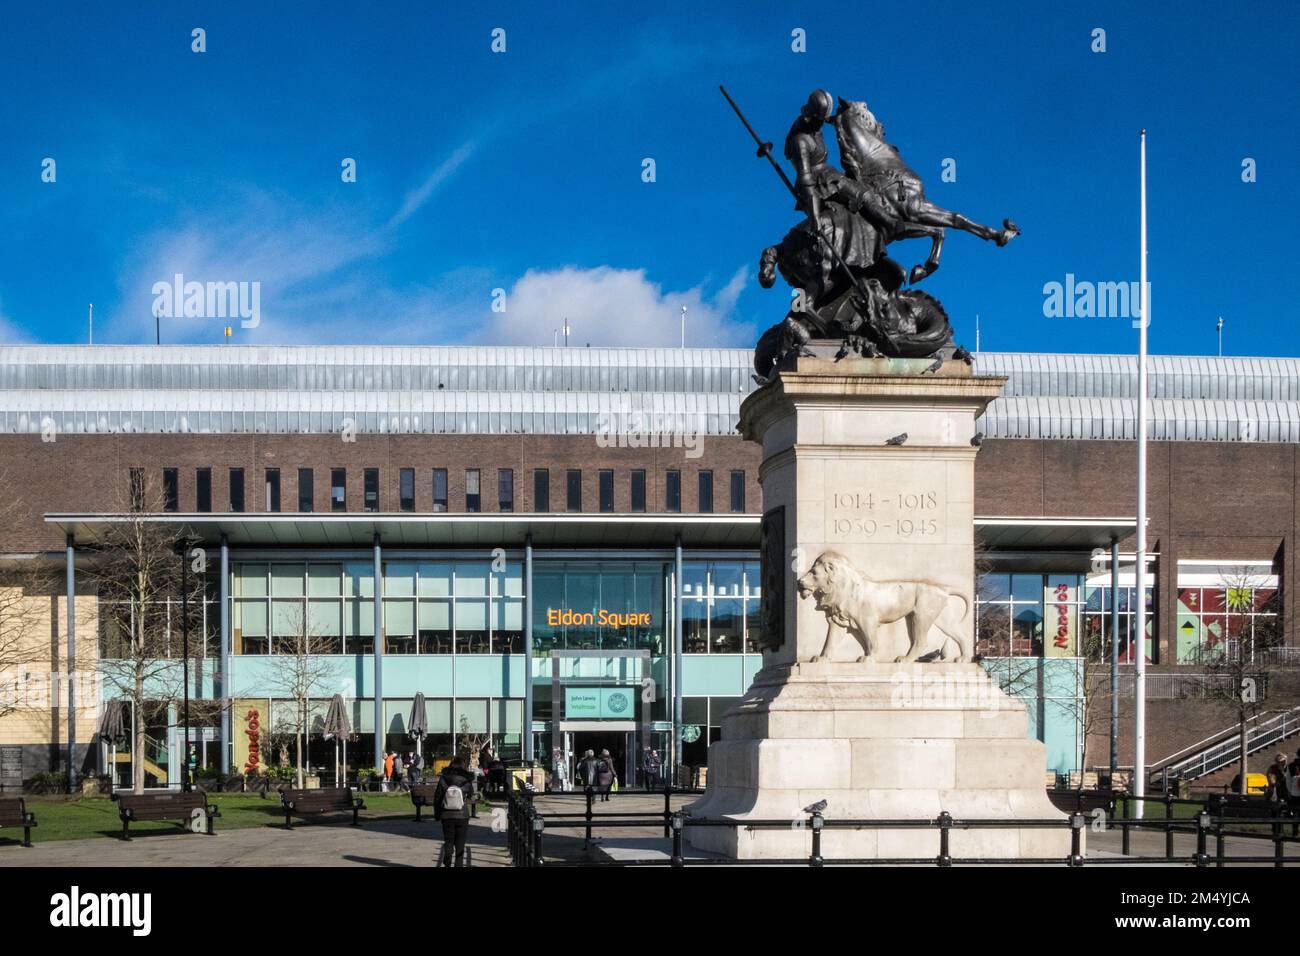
112, 733, 170, 787
1149, 705, 1300, 791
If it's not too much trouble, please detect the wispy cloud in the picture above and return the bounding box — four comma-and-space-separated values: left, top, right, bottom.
386, 143, 476, 230
476, 265, 753, 348
0, 301, 33, 344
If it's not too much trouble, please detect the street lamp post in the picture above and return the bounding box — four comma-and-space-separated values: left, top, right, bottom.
180, 539, 191, 791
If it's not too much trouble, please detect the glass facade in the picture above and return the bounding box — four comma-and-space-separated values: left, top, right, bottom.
98, 554, 1242, 782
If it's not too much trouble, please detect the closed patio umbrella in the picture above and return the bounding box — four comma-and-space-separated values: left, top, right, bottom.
322, 694, 352, 789
94, 700, 129, 794
408, 693, 428, 760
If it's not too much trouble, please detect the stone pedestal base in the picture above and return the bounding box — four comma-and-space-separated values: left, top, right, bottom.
684, 662, 1075, 861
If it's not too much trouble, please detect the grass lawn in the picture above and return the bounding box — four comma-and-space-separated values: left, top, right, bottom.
3, 791, 492, 844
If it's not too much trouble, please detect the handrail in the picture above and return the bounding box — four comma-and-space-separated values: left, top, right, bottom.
1150, 708, 1277, 770
1156, 705, 1300, 787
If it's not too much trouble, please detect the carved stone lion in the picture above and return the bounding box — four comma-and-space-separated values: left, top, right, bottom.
795, 551, 971, 663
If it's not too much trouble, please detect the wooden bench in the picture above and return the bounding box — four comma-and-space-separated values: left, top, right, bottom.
280, 787, 363, 828
0, 797, 37, 847
114, 790, 220, 840
1208, 793, 1294, 825
410, 783, 439, 822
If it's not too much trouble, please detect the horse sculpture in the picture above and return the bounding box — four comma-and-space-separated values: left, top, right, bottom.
833, 98, 1019, 284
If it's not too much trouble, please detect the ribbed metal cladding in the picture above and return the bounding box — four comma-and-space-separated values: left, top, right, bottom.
1, 345, 1298, 442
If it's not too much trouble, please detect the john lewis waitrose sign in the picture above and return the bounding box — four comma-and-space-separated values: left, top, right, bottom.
565, 687, 636, 719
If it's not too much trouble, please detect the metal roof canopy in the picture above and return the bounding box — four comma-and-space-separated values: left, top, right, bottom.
45, 512, 1136, 554
43, 512, 762, 549
975, 516, 1138, 550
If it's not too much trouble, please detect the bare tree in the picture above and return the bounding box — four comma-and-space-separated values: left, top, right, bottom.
85, 482, 206, 794
457, 714, 489, 771
262, 605, 337, 789
1191, 566, 1284, 796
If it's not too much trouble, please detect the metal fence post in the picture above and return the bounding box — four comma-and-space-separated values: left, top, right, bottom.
936, 811, 953, 867
809, 812, 824, 867
1069, 813, 1085, 866
1121, 795, 1131, 856
584, 787, 594, 850
1164, 793, 1175, 860
663, 783, 672, 838
533, 814, 545, 867
1194, 812, 1209, 868
671, 812, 685, 867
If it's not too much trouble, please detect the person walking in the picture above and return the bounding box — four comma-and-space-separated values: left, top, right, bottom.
382, 750, 395, 793
578, 749, 598, 790
644, 748, 663, 791
593, 749, 616, 803
1267, 753, 1290, 803
411, 750, 425, 786
551, 745, 570, 792
434, 752, 476, 867
392, 752, 406, 792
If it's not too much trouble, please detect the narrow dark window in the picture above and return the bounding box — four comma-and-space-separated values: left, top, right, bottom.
466, 469, 481, 513
229, 468, 245, 512
265, 469, 281, 512
432, 469, 448, 512
566, 469, 582, 512
331, 468, 346, 511
400, 468, 415, 512
297, 468, 313, 512
196, 468, 212, 513
665, 470, 681, 513
533, 469, 550, 512
364, 468, 379, 512
630, 470, 646, 513
498, 469, 514, 512
730, 470, 745, 513
162, 469, 179, 512
698, 470, 714, 514
599, 470, 614, 513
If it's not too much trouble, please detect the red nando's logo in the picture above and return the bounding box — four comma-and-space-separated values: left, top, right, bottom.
1052, 584, 1071, 649
243, 707, 261, 774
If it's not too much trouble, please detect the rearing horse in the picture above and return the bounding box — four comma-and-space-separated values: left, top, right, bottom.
834, 97, 1019, 284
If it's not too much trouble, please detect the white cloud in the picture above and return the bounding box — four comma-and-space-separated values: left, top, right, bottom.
0, 303, 33, 344
476, 265, 754, 348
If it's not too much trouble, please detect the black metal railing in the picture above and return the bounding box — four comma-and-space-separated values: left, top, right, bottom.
506, 780, 1299, 868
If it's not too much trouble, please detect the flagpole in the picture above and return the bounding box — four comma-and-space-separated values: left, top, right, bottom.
1133, 129, 1149, 817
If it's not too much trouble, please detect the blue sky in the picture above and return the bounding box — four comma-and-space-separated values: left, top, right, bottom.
1, 1, 1296, 355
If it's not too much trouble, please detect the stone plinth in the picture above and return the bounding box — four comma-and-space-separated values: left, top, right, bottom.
685, 356, 1074, 860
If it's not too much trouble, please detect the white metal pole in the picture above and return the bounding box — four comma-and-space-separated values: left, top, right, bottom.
681, 306, 687, 348
1133, 129, 1149, 817
88, 303, 93, 345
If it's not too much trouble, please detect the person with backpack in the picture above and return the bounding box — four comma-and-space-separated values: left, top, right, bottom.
434, 751, 476, 867
593, 749, 616, 802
